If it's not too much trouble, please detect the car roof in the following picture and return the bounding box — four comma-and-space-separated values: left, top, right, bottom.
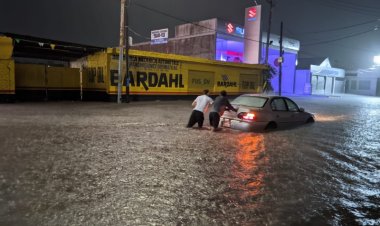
239, 94, 282, 98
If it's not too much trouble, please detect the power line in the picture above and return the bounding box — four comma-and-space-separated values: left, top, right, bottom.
128, 27, 150, 40
298, 19, 379, 35
320, 0, 380, 12
311, 0, 380, 17
303, 27, 378, 46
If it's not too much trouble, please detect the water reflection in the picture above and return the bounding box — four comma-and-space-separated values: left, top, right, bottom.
218, 96, 380, 225
315, 114, 348, 122
230, 133, 267, 201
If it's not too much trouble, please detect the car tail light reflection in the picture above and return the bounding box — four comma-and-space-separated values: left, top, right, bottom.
238, 112, 256, 121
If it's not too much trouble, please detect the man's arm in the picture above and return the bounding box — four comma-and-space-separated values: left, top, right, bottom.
225, 99, 237, 112
192, 100, 197, 107
192, 96, 199, 107
204, 97, 214, 112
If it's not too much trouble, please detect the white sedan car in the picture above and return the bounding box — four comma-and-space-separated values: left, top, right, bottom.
220, 94, 315, 131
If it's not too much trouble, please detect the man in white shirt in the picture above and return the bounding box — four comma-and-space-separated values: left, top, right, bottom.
186, 89, 214, 129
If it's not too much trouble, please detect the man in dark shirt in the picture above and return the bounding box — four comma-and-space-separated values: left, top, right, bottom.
209, 90, 237, 132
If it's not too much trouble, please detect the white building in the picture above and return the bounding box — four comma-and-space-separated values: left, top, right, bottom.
310, 58, 345, 95
345, 67, 380, 96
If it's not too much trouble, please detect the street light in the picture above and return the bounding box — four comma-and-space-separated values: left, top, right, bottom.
373, 55, 380, 65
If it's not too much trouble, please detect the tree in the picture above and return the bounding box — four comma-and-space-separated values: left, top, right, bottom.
262, 64, 276, 93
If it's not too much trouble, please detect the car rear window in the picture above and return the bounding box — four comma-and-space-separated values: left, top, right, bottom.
231, 96, 268, 108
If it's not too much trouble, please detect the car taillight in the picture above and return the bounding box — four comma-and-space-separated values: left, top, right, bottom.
238, 112, 256, 121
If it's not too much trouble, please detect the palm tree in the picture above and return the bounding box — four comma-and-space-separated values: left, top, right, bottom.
262, 64, 276, 93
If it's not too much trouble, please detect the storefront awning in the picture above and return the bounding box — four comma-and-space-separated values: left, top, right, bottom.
311, 58, 345, 78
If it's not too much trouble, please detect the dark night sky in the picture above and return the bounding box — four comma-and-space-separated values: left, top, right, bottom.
1, 0, 380, 69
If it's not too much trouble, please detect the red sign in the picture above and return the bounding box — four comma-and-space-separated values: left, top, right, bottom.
248, 7, 257, 21
226, 23, 234, 34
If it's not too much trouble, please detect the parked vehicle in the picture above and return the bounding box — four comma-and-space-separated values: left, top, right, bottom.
220, 94, 315, 131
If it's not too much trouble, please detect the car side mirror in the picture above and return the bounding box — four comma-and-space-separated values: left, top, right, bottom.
299, 108, 305, 112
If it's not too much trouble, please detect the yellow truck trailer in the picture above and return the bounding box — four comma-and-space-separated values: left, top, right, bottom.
2, 35, 266, 101
79, 48, 266, 100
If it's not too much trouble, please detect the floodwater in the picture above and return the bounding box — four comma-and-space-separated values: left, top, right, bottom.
216, 95, 380, 225
0, 95, 379, 225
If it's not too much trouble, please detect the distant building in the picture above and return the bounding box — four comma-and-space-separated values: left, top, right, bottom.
296, 58, 345, 96
132, 17, 301, 95
345, 67, 380, 96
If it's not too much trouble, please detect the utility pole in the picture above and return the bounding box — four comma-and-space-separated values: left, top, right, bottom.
117, 0, 126, 104
279, 21, 283, 96
264, 0, 273, 65
124, 1, 130, 103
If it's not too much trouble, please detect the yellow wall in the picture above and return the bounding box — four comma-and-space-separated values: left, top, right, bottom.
47, 67, 80, 89
15, 64, 45, 89
13, 49, 264, 97
16, 64, 80, 90
0, 60, 15, 94
0, 37, 15, 95
105, 48, 264, 95
0, 36, 13, 60
82, 52, 108, 92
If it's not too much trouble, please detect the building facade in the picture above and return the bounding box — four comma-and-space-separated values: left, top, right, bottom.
296, 58, 345, 96
132, 17, 301, 95
345, 67, 380, 96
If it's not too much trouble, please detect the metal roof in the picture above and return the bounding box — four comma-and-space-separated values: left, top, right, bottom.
1, 33, 105, 61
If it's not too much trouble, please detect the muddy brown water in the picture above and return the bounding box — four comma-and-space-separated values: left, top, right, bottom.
0, 95, 379, 225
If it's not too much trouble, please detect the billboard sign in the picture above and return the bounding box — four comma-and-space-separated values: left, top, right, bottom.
244, 5, 262, 64
247, 7, 257, 21
151, 28, 169, 45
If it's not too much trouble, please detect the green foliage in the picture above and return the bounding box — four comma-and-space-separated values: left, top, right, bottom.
262, 64, 276, 93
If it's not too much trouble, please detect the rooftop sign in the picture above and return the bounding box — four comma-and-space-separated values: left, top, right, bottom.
151, 28, 169, 45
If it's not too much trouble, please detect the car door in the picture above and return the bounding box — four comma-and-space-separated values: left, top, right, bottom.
270, 98, 294, 127
284, 98, 305, 124
284, 98, 307, 124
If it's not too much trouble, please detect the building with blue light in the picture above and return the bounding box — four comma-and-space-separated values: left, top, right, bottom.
132, 17, 301, 95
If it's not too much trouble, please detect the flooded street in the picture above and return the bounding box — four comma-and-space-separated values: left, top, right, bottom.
0, 95, 379, 225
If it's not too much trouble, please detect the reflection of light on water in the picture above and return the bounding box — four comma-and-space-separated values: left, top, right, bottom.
315, 114, 348, 122
231, 134, 267, 199
236, 134, 265, 173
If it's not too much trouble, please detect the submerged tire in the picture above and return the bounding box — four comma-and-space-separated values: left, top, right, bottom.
265, 121, 277, 131
306, 117, 315, 123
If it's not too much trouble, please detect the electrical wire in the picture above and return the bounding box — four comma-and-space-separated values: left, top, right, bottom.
310, 0, 380, 17
298, 19, 379, 35
130, 0, 379, 60
128, 27, 150, 40
303, 27, 378, 46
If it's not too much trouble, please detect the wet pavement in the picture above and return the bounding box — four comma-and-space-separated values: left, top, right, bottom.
0, 95, 379, 225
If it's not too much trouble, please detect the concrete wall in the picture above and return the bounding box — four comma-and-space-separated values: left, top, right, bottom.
132, 34, 216, 60
334, 78, 345, 94
175, 18, 217, 37
345, 76, 379, 96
